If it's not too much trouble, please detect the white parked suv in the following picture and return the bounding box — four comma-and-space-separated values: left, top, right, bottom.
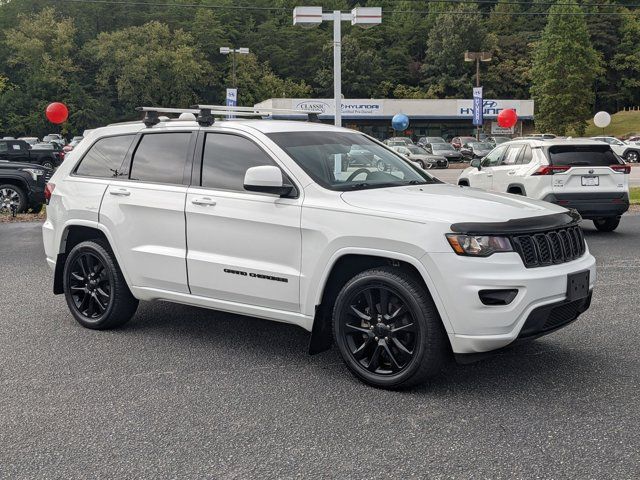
458, 139, 630, 232
42, 111, 596, 389
590, 136, 640, 163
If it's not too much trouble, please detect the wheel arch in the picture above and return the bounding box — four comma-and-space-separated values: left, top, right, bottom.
458, 179, 469, 186
308, 250, 452, 355
507, 183, 527, 196
53, 223, 130, 295
0, 175, 30, 193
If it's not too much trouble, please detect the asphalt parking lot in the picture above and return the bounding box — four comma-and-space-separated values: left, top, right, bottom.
1, 219, 639, 479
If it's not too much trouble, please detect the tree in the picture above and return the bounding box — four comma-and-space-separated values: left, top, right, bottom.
530, 1, 602, 135
420, 5, 490, 98
85, 21, 211, 118
233, 53, 311, 106
611, 11, 640, 108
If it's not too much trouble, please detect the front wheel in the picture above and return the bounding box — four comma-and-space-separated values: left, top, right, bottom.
63, 239, 138, 329
416, 160, 425, 169
41, 161, 54, 170
625, 150, 638, 163
0, 184, 27, 214
332, 267, 448, 389
593, 217, 620, 232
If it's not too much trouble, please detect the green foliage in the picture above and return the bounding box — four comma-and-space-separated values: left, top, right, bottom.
0, 0, 638, 136
530, 1, 602, 135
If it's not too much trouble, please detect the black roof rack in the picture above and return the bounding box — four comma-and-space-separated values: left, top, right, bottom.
136, 104, 322, 127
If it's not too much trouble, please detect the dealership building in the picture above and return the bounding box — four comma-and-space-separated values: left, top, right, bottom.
253, 98, 535, 140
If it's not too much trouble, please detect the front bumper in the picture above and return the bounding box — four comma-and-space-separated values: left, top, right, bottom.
421, 250, 596, 354
542, 192, 629, 219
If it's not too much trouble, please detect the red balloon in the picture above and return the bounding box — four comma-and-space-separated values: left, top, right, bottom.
497, 108, 518, 128
45, 102, 69, 124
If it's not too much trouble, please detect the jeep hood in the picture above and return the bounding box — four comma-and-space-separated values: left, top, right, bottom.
340, 183, 568, 225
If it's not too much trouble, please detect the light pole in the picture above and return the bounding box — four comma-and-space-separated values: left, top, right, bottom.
293, 6, 381, 127
464, 51, 492, 140
220, 47, 250, 88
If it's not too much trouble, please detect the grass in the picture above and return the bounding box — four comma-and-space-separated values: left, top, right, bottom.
583, 110, 640, 138
630, 187, 640, 205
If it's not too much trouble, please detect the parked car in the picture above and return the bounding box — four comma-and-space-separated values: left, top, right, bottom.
0, 139, 64, 169
63, 136, 85, 153
487, 136, 511, 146
590, 136, 640, 163
460, 141, 494, 159
18, 137, 40, 146
417, 136, 446, 147
384, 137, 414, 146
458, 139, 629, 231
391, 145, 448, 169
43, 113, 595, 389
0, 160, 52, 214
424, 142, 464, 162
450, 136, 477, 150
43, 134, 65, 147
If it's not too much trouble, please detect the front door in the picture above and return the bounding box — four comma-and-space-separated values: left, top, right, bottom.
467, 145, 508, 191
185, 131, 302, 312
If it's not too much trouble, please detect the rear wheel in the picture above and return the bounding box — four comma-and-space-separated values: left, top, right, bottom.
593, 217, 620, 232
41, 160, 54, 170
63, 239, 138, 329
332, 267, 448, 389
0, 184, 27, 214
416, 160, 425, 169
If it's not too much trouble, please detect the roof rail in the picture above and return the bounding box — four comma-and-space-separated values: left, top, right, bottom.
136, 104, 322, 127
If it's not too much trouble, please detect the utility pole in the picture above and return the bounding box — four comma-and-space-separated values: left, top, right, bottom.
464, 51, 492, 140
220, 47, 249, 88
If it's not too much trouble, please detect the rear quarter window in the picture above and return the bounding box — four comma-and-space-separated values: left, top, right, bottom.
548, 145, 621, 167
75, 135, 135, 178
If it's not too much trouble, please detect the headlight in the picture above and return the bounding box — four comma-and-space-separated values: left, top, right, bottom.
21, 168, 45, 181
446, 234, 513, 257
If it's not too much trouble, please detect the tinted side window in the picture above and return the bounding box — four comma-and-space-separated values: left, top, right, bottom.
76, 135, 135, 178
0, 142, 7, 152
129, 133, 192, 184
482, 146, 506, 167
201, 133, 275, 192
502, 145, 522, 165
519, 145, 533, 164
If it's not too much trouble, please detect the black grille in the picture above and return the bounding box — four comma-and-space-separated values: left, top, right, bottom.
543, 299, 584, 331
44, 170, 53, 183
512, 225, 586, 268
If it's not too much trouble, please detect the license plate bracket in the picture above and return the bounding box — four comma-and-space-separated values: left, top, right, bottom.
567, 270, 590, 301
581, 176, 599, 186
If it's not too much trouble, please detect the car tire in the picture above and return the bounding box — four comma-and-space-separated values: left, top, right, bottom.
332, 267, 448, 389
593, 217, 620, 232
417, 160, 425, 169
63, 239, 138, 330
0, 184, 27, 214
41, 161, 54, 170
624, 150, 639, 163
30, 203, 44, 214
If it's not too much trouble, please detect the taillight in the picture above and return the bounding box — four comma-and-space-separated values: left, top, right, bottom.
610, 164, 631, 174
532, 165, 571, 175
44, 183, 55, 203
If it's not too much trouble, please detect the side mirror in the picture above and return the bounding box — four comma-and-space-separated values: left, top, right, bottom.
470, 158, 482, 170
244, 165, 293, 197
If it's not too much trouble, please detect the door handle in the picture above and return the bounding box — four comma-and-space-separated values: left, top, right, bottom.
486, 174, 493, 178
109, 188, 130, 196
508, 171, 517, 176
192, 197, 217, 206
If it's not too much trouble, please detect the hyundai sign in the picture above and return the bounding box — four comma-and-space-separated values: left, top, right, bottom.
472, 87, 483, 126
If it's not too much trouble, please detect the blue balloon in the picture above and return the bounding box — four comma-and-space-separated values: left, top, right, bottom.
392, 113, 409, 131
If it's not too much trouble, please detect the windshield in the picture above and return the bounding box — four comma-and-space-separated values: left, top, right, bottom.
407, 146, 426, 154
267, 131, 438, 191
432, 144, 455, 151
548, 145, 621, 166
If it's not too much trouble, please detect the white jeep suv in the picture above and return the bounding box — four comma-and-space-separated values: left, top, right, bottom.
458, 139, 630, 232
43, 113, 596, 389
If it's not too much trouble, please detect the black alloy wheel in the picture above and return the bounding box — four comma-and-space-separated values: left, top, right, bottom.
333, 267, 447, 389
63, 239, 138, 329
0, 185, 26, 214
67, 251, 113, 320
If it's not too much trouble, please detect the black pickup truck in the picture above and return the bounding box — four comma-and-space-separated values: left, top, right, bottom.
0, 161, 52, 214
0, 139, 63, 170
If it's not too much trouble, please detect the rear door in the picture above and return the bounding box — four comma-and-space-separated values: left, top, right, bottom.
99, 129, 196, 293
549, 144, 628, 194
